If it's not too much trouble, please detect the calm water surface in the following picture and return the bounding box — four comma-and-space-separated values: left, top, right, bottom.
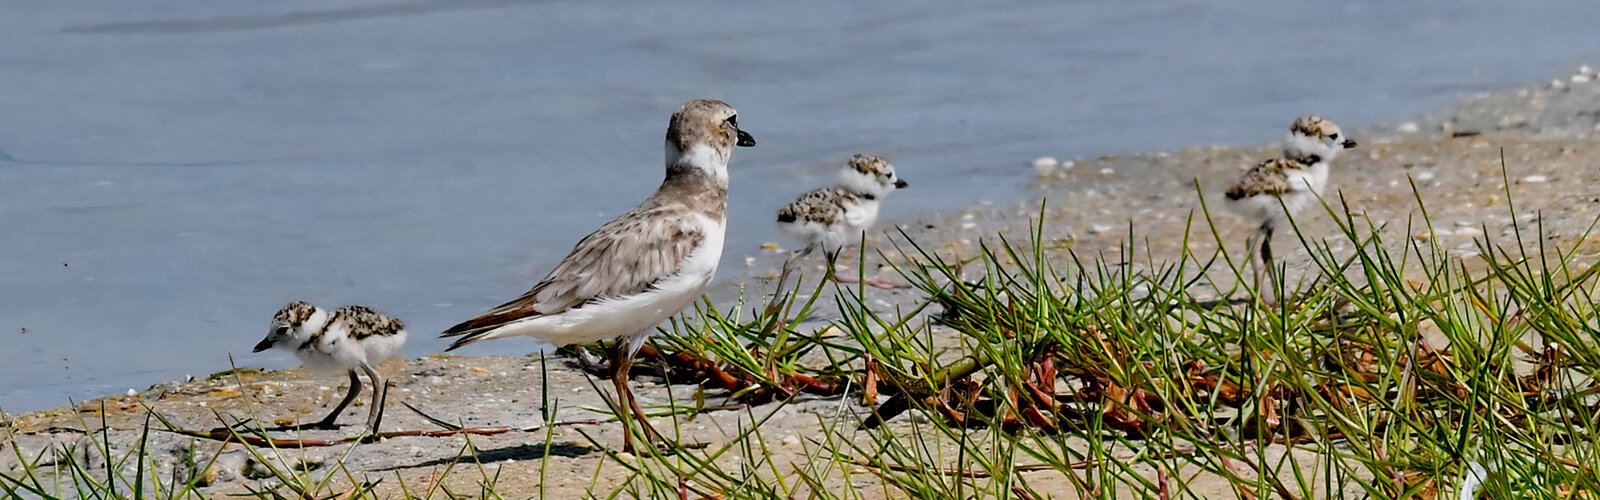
3, 1, 1597, 411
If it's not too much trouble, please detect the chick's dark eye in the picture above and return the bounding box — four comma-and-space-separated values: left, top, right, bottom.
1330, 133, 1340, 139
725, 115, 738, 127
273, 326, 288, 335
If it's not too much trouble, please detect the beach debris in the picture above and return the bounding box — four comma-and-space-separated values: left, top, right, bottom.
571, 342, 846, 405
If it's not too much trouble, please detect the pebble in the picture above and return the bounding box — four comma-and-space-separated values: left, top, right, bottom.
1031, 156, 1060, 176
1414, 171, 1435, 182
1573, 74, 1592, 84
781, 435, 801, 446
411, 446, 426, 457
1397, 122, 1420, 134
1087, 224, 1114, 235
126, 388, 138, 397
1519, 175, 1548, 184
1099, 168, 1115, 176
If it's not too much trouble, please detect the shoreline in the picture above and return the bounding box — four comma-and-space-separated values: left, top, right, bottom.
6, 65, 1600, 495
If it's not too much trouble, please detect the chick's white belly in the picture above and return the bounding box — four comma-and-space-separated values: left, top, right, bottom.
295, 329, 408, 373
779, 219, 848, 255
294, 350, 348, 374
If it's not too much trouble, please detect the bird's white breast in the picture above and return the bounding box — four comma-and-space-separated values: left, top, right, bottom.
1287, 163, 1328, 194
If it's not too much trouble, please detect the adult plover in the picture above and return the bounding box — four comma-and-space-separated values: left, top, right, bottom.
441, 99, 755, 453
253, 301, 408, 433
772, 154, 908, 292
1225, 115, 1357, 300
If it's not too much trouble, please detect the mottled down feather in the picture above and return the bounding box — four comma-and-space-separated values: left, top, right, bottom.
441, 203, 706, 343
776, 187, 862, 226
329, 305, 406, 340
1224, 158, 1304, 200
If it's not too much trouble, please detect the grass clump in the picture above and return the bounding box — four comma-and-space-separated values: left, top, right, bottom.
5, 166, 1600, 498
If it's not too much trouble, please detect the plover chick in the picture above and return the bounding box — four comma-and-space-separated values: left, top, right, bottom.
441, 99, 755, 453
1224, 115, 1357, 301
253, 301, 408, 433
772, 154, 908, 292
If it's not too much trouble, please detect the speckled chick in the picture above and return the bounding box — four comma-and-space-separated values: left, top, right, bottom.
254, 301, 407, 432
776, 154, 908, 258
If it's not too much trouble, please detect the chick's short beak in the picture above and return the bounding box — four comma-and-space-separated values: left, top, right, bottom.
894, 179, 909, 189
736, 129, 756, 147
1341, 139, 1358, 149
252, 337, 275, 353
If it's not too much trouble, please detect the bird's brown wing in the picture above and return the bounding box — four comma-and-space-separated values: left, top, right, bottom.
441, 204, 705, 348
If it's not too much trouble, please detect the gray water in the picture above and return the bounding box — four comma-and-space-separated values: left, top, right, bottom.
2, 0, 1597, 412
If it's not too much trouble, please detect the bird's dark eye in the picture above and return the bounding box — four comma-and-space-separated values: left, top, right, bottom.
273, 326, 289, 336
725, 115, 738, 127
1330, 133, 1340, 139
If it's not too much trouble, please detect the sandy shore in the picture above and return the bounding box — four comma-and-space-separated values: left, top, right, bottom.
5, 66, 1600, 497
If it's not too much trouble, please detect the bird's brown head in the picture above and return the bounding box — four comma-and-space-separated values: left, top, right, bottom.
664, 99, 755, 175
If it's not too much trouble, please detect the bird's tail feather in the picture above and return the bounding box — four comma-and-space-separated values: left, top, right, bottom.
440, 317, 512, 351
443, 329, 498, 351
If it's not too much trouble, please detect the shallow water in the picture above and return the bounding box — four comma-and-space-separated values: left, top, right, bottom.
2, 1, 1597, 412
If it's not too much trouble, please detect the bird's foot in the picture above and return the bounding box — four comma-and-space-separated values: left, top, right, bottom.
304, 420, 342, 431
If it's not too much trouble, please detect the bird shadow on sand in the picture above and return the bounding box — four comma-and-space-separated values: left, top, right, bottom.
375, 442, 597, 471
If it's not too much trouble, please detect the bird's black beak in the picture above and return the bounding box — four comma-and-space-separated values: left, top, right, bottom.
252, 338, 275, 353
736, 130, 756, 147
1341, 139, 1357, 149
894, 179, 909, 189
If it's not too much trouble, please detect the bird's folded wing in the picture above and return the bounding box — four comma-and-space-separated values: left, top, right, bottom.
778, 187, 845, 225
441, 205, 705, 338
1224, 160, 1293, 200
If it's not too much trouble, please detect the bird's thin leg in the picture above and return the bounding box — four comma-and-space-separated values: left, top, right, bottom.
765, 246, 812, 316
827, 246, 905, 289
313, 370, 361, 430
1259, 224, 1279, 304
1244, 228, 1265, 297
611, 341, 664, 453
574, 346, 609, 373
359, 362, 388, 435
824, 249, 872, 286
609, 341, 636, 453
